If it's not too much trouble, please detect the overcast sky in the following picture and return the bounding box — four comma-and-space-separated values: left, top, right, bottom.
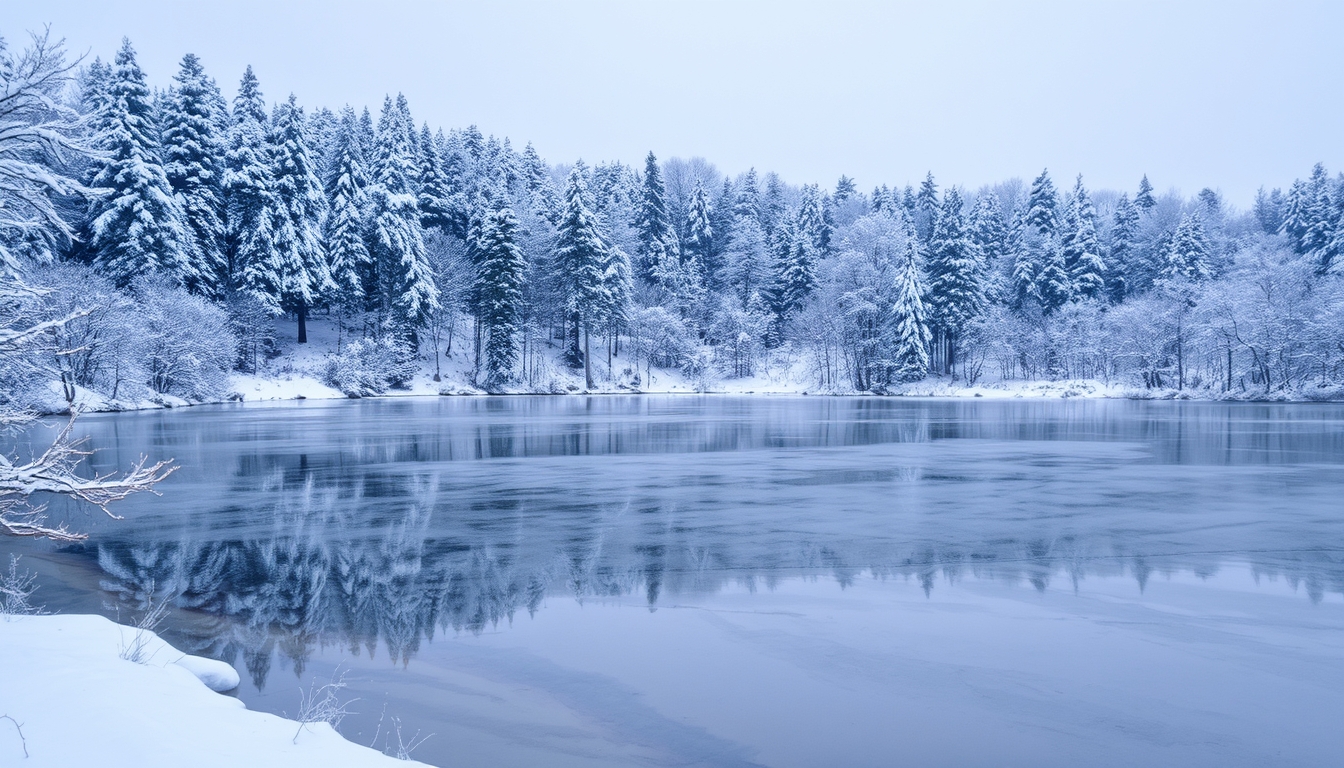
8, 0, 1342, 207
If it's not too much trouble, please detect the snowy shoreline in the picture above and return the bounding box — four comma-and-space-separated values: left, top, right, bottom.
0, 614, 425, 767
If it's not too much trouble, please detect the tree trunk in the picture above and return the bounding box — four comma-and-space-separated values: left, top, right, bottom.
584, 323, 594, 389
297, 300, 308, 344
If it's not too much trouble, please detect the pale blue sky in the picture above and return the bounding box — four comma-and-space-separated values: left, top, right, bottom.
8, 0, 1342, 206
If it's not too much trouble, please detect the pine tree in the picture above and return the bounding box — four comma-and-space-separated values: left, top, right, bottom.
762, 172, 786, 237
1107, 193, 1139, 302
1035, 234, 1072, 313
925, 187, 984, 374
553, 165, 610, 388
369, 94, 439, 335
768, 214, 816, 326
225, 66, 279, 305
160, 53, 226, 299
915, 172, 939, 242
322, 106, 370, 313
269, 94, 333, 343
1253, 187, 1285, 236
835, 175, 856, 202
1162, 213, 1212, 282
734, 168, 761, 223
416, 123, 453, 232
88, 39, 189, 287
968, 193, 1006, 267
1301, 163, 1334, 259
476, 200, 526, 387
1135, 174, 1156, 212
1025, 169, 1058, 235
635, 151, 675, 282
1062, 175, 1105, 299
890, 232, 930, 383
684, 179, 713, 279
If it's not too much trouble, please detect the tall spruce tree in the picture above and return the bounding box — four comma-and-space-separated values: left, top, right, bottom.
925, 187, 984, 374
160, 53, 226, 299
890, 229, 931, 382
269, 94, 332, 343
225, 66, 279, 304
553, 165, 610, 388
1135, 174, 1156, 212
1107, 193, 1139, 302
635, 151, 675, 281
684, 179, 713, 281
1025, 169, 1059, 235
1036, 234, 1072, 313
914, 172, 939, 242
417, 122, 453, 232
369, 95, 438, 337
1062, 175, 1105, 299
322, 106, 370, 314
1162, 213, 1212, 282
476, 199, 526, 387
88, 39, 189, 287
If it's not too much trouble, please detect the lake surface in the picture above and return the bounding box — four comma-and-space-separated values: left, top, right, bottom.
4, 396, 1344, 767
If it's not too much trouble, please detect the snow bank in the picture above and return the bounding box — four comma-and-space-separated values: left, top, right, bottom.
0, 614, 425, 767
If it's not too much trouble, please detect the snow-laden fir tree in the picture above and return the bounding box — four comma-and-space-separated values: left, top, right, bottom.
88, 39, 189, 287
1035, 233, 1072, 313
636, 151, 676, 281
914, 172, 939, 242
734, 168, 761, 224
322, 106, 369, 316
1162, 213, 1212, 282
225, 66, 278, 303
795, 184, 829, 258
683, 179, 713, 280
475, 198, 526, 388
369, 94, 438, 337
520, 141, 557, 219
417, 122, 453, 232
768, 215, 817, 330
1135, 174, 1156, 211
890, 225, 931, 382
1062, 175, 1105, 298
925, 187, 984, 374
553, 164, 611, 388
1107, 193, 1139, 302
269, 94, 333, 343
160, 53, 226, 299
1025, 168, 1058, 236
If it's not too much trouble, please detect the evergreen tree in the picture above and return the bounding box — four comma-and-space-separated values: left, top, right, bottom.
914, 172, 939, 242
1107, 194, 1139, 302
890, 231, 930, 382
1062, 175, 1105, 298
322, 106, 369, 313
768, 214, 817, 327
635, 151, 675, 281
225, 66, 278, 304
417, 122, 453, 232
1253, 187, 1285, 235
968, 193, 1006, 267
762, 172, 786, 237
553, 165, 610, 388
1135, 174, 1156, 212
1301, 163, 1334, 259
88, 39, 189, 287
1025, 169, 1058, 235
684, 179, 713, 278
834, 175, 856, 202
795, 184, 828, 256
734, 168, 761, 224
160, 52, 226, 299
925, 187, 984, 374
1162, 213, 1212, 282
269, 95, 333, 343
369, 94, 438, 334
476, 200, 526, 387
1035, 234, 1072, 313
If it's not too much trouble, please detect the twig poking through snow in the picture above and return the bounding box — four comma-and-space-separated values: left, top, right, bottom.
1, 714, 28, 759
0, 556, 43, 618
292, 669, 357, 744
116, 581, 171, 664
369, 702, 432, 760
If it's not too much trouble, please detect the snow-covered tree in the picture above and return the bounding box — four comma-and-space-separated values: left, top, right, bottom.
416, 122, 453, 232
636, 151, 676, 281
1135, 174, 1156, 212
224, 66, 278, 305
1162, 213, 1212, 282
1107, 194, 1139, 302
1062, 175, 1105, 299
475, 200, 526, 387
368, 94, 438, 335
925, 187, 984, 374
322, 106, 369, 315
683, 179, 713, 281
87, 39, 189, 287
160, 53, 226, 299
552, 165, 609, 387
0, 30, 97, 273
269, 94, 332, 343
890, 230, 930, 382
1025, 169, 1058, 235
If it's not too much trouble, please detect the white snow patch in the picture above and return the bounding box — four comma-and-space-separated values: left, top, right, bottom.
0, 614, 425, 767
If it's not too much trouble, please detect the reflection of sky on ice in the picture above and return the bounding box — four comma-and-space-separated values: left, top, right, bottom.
5, 397, 1343, 766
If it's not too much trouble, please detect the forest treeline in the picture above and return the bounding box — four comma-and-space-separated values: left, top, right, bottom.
3, 30, 1343, 405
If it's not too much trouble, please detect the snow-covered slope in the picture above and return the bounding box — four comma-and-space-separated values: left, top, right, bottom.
0, 614, 426, 767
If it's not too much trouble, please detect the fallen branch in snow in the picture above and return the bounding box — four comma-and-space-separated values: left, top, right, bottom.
0, 714, 27, 759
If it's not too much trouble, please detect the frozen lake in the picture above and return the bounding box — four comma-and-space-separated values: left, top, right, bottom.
5, 396, 1344, 767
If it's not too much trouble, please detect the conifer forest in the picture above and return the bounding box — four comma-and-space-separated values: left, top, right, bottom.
4, 29, 1344, 407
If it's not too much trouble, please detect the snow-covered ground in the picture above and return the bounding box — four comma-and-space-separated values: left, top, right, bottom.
0, 613, 425, 767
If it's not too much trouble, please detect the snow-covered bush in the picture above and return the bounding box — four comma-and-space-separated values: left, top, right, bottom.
323, 336, 417, 396
228, 292, 278, 375
32, 263, 146, 402
135, 277, 236, 400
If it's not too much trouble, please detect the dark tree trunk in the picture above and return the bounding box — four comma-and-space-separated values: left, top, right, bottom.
297, 301, 308, 344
